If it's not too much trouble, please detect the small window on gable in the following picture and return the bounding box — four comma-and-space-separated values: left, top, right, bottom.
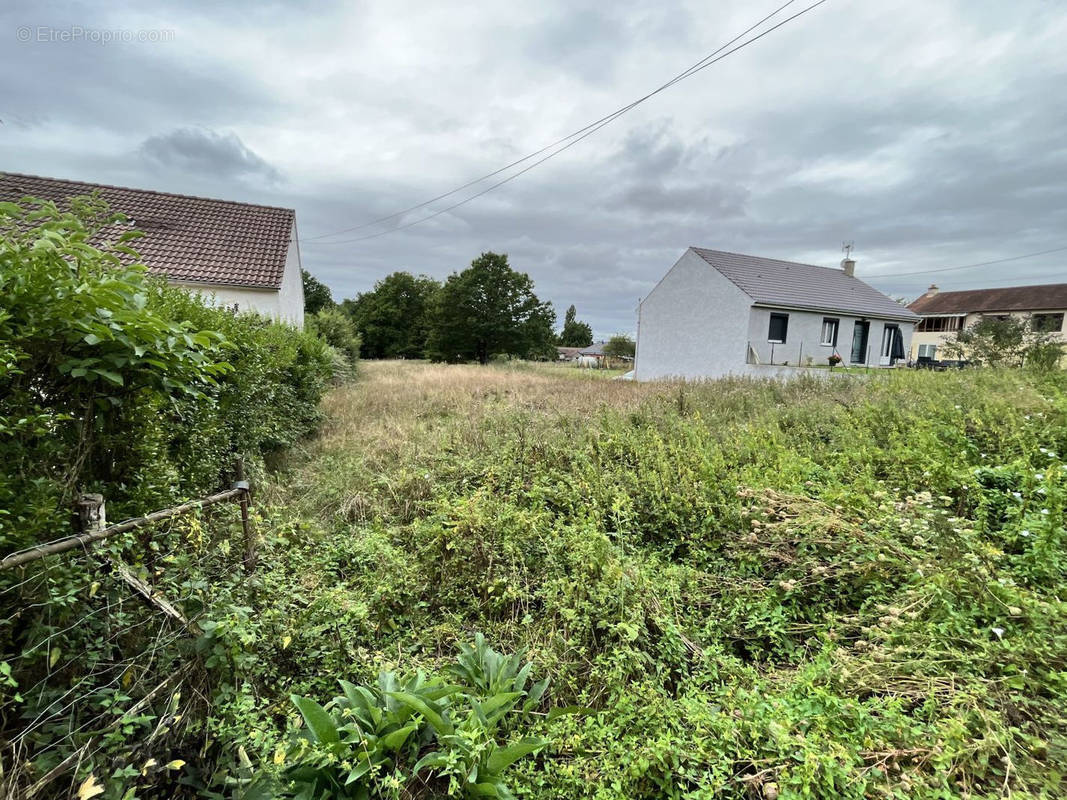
768, 313, 789, 343
821, 318, 839, 346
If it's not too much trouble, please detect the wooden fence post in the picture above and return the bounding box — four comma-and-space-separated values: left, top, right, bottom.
75, 493, 106, 534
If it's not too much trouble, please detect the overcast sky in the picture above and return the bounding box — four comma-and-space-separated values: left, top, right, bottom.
3, 0, 1066, 337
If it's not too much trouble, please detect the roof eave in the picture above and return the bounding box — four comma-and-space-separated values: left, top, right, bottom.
751, 302, 919, 323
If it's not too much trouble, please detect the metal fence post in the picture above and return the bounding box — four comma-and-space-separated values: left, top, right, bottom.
235, 458, 255, 574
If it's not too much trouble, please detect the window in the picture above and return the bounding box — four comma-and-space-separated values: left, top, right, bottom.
767, 313, 789, 343
1033, 313, 1065, 333
820, 318, 839, 346
918, 344, 937, 359
917, 316, 964, 332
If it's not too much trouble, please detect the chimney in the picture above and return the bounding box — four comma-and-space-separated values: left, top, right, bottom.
925, 284, 939, 296
840, 257, 856, 277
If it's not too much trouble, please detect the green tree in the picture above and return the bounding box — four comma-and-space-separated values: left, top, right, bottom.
602, 334, 636, 359
426, 252, 556, 364
342, 272, 441, 359
558, 304, 594, 347
303, 269, 335, 314
942, 315, 1063, 368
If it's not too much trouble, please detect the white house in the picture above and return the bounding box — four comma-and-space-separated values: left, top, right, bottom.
635, 248, 919, 381
0, 172, 305, 327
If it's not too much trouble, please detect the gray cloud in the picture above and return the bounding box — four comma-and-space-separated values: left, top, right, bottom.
2, 0, 1066, 337
139, 128, 281, 183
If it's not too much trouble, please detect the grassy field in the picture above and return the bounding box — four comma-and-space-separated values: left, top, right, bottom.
238, 360, 1066, 799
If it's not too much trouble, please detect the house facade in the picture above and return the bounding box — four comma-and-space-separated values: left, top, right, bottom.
907, 283, 1067, 362
0, 172, 305, 327
635, 248, 918, 381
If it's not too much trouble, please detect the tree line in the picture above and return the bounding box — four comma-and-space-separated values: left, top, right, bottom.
303, 251, 608, 363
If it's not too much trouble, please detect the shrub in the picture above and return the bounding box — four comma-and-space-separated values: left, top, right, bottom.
279, 635, 554, 799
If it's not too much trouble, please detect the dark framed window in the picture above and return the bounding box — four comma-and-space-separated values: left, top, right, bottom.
820, 318, 839, 346
768, 313, 789, 343
917, 316, 962, 332
1033, 313, 1064, 333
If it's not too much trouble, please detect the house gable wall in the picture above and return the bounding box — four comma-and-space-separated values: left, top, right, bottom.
169, 222, 305, 328
635, 249, 753, 380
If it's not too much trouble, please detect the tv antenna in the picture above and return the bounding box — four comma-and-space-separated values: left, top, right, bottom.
842, 241, 854, 259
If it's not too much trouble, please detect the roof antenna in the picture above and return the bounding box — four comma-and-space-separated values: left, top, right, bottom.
840, 241, 856, 276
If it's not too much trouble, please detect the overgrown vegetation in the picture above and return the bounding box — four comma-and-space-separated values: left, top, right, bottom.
0, 195, 338, 798
228, 361, 1064, 799
4, 210, 1067, 799
0, 195, 336, 550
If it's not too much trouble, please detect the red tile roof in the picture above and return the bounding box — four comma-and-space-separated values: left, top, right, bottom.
0, 171, 294, 289
908, 283, 1067, 315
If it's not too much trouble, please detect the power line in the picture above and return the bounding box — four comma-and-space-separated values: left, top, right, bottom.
863, 245, 1067, 280
304, 0, 830, 245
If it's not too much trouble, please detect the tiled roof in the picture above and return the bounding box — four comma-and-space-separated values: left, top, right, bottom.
908, 284, 1067, 315
0, 171, 294, 289
692, 248, 919, 322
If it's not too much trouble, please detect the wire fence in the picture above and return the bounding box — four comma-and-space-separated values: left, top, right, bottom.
0, 469, 255, 799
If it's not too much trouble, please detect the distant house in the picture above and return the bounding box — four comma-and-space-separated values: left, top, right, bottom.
0, 172, 305, 327
556, 346, 583, 362
577, 342, 607, 368
635, 248, 919, 381
908, 283, 1067, 362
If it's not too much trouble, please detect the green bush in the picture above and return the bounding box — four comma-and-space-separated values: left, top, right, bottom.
0, 193, 334, 553
0, 194, 336, 799
308, 307, 361, 380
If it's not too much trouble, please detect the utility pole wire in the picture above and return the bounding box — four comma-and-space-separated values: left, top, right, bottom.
305, 0, 828, 244
865, 244, 1067, 279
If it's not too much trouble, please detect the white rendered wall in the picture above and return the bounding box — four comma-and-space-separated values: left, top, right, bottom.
746, 308, 915, 367
635, 249, 753, 380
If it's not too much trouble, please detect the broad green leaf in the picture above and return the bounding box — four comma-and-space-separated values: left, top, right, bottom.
412, 750, 449, 773
291, 695, 340, 744
345, 761, 371, 785
388, 691, 453, 735
380, 724, 417, 750
486, 737, 547, 774
546, 705, 591, 721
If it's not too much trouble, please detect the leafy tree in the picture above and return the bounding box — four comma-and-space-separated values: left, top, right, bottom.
343, 272, 440, 359
558, 305, 593, 347
426, 253, 555, 364
308, 307, 362, 365
303, 269, 335, 314
602, 334, 636, 359
941, 315, 1063, 368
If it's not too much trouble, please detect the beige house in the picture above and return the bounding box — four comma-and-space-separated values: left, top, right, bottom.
907, 283, 1067, 362
0, 172, 305, 327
